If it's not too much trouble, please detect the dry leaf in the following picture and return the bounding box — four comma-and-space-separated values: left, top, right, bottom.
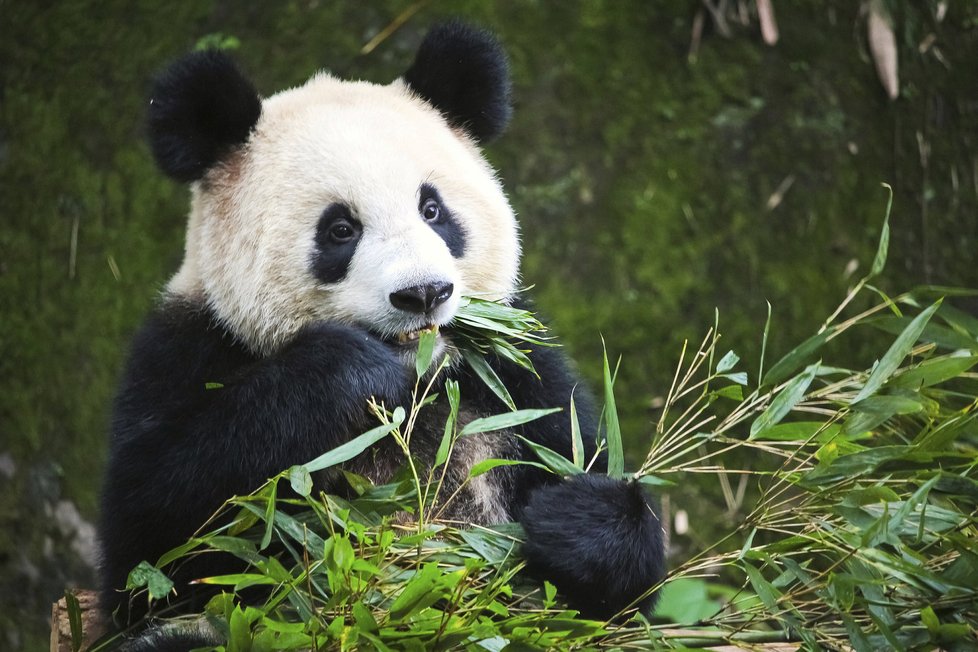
766, 175, 795, 211
757, 0, 779, 45
868, 0, 899, 100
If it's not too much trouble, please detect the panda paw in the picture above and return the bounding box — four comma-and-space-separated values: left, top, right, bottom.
288, 321, 411, 407
520, 474, 665, 620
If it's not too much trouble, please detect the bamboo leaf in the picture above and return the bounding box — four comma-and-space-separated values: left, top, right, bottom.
937, 303, 978, 338
125, 561, 174, 601
886, 353, 978, 390
202, 535, 263, 564
870, 315, 978, 350
64, 591, 83, 652
489, 341, 536, 374
869, 184, 893, 277
853, 300, 942, 403
196, 573, 280, 589
843, 395, 925, 435
758, 300, 772, 384
459, 528, 519, 564
763, 330, 831, 387
543, 581, 557, 607
652, 578, 722, 625
389, 563, 442, 620
716, 350, 740, 373
289, 465, 312, 497
802, 446, 931, 486
570, 390, 584, 469
742, 562, 781, 611
721, 371, 748, 386
228, 605, 257, 651
714, 384, 744, 401
415, 328, 437, 378
842, 615, 873, 652
261, 479, 277, 550
468, 457, 549, 479
433, 380, 460, 468
516, 435, 582, 476
750, 363, 818, 439
602, 339, 624, 478
353, 601, 379, 633
460, 407, 561, 437
751, 421, 840, 441
256, 507, 325, 552
637, 474, 676, 488
156, 537, 206, 568
302, 412, 404, 473
461, 348, 516, 411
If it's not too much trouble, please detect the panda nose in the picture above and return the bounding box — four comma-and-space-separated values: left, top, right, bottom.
389, 282, 454, 314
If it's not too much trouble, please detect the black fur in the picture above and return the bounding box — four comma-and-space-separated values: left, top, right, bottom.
312, 204, 362, 284
148, 50, 261, 182
404, 21, 512, 143
114, 619, 220, 652
521, 475, 666, 619
98, 301, 411, 622
419, 183, 467, 258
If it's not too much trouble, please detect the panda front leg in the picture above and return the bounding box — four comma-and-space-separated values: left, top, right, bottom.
125, 318, 415, 490
520, 474, 665, 620
455, 340, 666, 619
99, 312, 412, 620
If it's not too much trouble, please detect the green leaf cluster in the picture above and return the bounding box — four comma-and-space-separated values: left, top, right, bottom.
451, 296, 555, 411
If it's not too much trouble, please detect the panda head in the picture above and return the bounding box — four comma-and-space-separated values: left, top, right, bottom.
151, 23, 518, 356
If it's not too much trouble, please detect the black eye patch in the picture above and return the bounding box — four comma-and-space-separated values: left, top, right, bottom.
419, 183, 466, 258
311, 203, 361, 284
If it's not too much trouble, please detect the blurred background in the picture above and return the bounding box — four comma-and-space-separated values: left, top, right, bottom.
2, 1, 977, 648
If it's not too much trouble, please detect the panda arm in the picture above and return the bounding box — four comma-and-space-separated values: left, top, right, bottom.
99, 302, 410, 614
110, 304, 409, 490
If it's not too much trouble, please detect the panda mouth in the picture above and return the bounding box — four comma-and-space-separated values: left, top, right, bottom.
394, 324, 440, 345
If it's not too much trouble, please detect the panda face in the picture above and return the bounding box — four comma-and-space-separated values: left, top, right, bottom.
167, 74, 519, 356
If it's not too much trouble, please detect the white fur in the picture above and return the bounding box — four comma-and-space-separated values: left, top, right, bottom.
167, 74, 520, 355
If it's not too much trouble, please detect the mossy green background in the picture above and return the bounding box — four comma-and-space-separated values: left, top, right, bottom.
2, 1, 976, 648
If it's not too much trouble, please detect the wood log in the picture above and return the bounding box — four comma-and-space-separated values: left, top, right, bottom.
50, 589, 105, 652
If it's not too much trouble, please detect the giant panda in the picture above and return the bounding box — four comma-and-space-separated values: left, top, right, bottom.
98, 21, 665, 643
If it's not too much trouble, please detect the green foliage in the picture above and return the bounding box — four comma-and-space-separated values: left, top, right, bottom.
452, 296, 554, 411
600, 340, 625, 478
96, 270, 978, 650
631, 279, 978, 647
125, 561, 175, 603
194, 33, 241, 51
452, 296, 554, 374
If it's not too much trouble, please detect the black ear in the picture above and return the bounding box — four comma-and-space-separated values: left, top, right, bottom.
403, 22, 512, 143
148, 50, 262, 182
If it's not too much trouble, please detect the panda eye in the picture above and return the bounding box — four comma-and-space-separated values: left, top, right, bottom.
421, 198, 441, 223
328, 219, 356, 244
